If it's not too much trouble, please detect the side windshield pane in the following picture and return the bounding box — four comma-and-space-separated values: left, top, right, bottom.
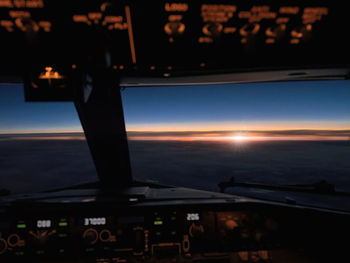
0, 84, 98, 194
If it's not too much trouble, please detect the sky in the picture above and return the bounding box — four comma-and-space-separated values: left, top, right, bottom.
1, 81, 350, 141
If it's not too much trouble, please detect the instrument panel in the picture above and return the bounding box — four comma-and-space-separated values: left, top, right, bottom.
0, 0, 348, 77
0, 206, 285, 262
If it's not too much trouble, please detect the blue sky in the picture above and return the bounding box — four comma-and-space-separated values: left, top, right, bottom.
1, 80, 350, 134
0, 84, 81, 133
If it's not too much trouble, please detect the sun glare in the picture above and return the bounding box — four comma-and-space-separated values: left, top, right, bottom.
232, 135, 246, 142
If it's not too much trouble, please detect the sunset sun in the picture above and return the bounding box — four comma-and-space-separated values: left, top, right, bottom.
232, 135, 246, 142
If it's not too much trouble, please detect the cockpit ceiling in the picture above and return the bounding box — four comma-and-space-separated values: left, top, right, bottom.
0, 0, 349, 78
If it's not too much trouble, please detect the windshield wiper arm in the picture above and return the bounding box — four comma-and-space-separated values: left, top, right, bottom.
218, 177, 350, 197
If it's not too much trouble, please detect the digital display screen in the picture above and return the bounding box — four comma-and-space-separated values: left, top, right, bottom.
83, 217, 106, 226
37, 220, 52, 228
187, 213, 200, 221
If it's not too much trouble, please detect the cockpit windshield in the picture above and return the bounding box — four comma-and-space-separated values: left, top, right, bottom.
1, 80, 350, 194
0, 84, 98, 194
121, 80, 350, 193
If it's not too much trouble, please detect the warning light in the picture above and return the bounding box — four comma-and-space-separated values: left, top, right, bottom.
58, 222, 68, 227
154, 220, 163, 225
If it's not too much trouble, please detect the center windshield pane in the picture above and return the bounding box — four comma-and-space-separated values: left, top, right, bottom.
122, 80, 350, 193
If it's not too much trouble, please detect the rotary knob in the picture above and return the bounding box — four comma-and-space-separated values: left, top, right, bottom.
164, 22, 186, 36
203, 23, 223, 37
0, 238, 7, 255
189, 222, 204, 238
83, 228, 98, 245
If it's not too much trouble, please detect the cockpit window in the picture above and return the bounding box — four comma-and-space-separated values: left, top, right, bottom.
122, 80, 350, 193
0, 84, 98, 194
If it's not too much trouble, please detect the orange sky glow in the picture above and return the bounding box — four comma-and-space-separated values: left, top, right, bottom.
1, 121, 349, 142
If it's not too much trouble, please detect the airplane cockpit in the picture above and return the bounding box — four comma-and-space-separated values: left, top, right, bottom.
0, 1, 349, 263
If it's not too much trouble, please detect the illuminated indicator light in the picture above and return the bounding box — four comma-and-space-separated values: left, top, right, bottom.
241, 38, 247, 44
119, 65, 125, 70
58, 222, 68, 227
290, 38, 300, 44
169, 37, 174, 43
150, 66, 155, 70
200, 63, 206, 67
72, 64, 77, 69
163, 73, 170, 77
266, 38, 275, 44
154, 221, 163, 225
17, 224, 26, 229
306, 24, 312, 31
167, 66, 173, 70
113, 65, 118, 70
39, 67, 63, 80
